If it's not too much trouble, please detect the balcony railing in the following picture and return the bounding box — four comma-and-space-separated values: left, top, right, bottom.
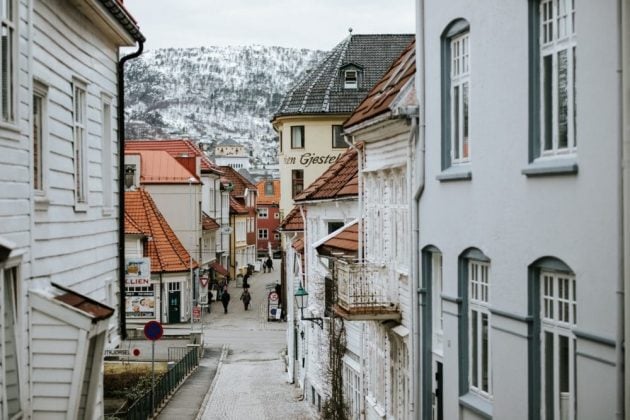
334, 259, 400, 321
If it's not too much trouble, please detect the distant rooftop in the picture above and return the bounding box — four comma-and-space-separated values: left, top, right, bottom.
272, 34, 414, 119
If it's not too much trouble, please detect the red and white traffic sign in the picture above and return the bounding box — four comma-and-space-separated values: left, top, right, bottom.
143, 320, 163, 341
192, 306, 201, 320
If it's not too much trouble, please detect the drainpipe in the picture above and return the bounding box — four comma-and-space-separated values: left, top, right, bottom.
118, 41, 144, 340
620, 0, 629, 416
286, 230, 298, 384
413, 0, 427, 417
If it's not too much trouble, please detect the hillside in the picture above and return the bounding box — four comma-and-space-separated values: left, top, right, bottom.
124, 45, 326, 166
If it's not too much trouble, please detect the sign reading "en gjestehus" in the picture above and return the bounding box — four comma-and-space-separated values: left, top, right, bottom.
283, 153, 341, 167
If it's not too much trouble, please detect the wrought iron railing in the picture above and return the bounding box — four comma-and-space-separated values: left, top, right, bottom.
105, 347, 199, 420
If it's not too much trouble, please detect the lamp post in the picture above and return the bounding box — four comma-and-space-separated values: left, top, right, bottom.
294, 284, 323, 329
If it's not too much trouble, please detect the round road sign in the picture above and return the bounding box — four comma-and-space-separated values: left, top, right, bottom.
269, 291, 279, 302
132, 348, 141, 357
143, 320, 163, 341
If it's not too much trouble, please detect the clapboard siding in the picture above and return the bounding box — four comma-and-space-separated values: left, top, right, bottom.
364, 133, 408, 172
345, 321, 363, 356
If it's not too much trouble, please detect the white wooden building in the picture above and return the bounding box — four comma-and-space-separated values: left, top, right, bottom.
415, 0, 628, 418
342, 40, 418, 420
0, 0, 143, 418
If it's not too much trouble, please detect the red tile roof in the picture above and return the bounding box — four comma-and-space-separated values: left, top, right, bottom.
344, 39, 416, 129
256, 179, 281, 205
229, 196, 248, 214
52, 283, 115, 321
125, 139, 222, 175
316, 221, 359, 257
202, 212, 220, 230
279, 206, 304, 231
124, 212, 145, 235
294, 145, 360, 202
125, 189, 198, 272
126, 150, 201, 184
220, 166, 257, 197
292, 238, 304, 254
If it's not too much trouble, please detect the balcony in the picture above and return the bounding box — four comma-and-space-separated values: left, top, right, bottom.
334, 259, 400, 321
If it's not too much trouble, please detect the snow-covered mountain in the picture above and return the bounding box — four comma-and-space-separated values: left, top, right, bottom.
124, 45, 326, 166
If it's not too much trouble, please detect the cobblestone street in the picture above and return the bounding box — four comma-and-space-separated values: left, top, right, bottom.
196, 264, 316, 420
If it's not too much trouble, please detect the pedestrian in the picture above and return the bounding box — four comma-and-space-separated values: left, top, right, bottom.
240, 289, 251, 310
243, 272, 250, 289
266, 257, 274, 272
262, 260, 267, 273
221, 286, 230, 314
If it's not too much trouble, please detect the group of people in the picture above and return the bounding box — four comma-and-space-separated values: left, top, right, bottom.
216, 257, 274, 314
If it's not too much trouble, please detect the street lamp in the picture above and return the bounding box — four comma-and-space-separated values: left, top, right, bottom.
294, 284, 323, 329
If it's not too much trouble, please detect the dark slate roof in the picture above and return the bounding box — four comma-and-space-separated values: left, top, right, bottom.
272, 34, 414, 119
217, 138, 242, 146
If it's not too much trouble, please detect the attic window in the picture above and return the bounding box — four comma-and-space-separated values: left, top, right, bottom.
344, 70, 358, 89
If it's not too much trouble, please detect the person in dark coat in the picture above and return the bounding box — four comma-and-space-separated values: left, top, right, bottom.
266, 257, 274, 272
221, 286, 230, 314
240, 289, 252, 310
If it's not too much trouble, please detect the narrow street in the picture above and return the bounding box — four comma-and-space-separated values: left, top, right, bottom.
159, 262, 316, 420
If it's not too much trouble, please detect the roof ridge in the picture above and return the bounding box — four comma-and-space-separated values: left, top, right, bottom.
321, 36, 352, 112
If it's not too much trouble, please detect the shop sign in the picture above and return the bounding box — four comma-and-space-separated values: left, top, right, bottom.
126, 295, 156, 318
283, 153, 341, 167
125, 257, 151, 284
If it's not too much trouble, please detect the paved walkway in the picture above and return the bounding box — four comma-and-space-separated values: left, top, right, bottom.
157, 261, 316, 420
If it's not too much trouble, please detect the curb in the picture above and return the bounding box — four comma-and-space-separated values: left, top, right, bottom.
194, 344, 229, 420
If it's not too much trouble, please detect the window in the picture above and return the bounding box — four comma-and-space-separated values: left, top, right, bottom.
344, 70, 358, 89
343, 357, 362, 420
264, 181, 274, 196
432, 253, 444, 355
468, 260, 490, 396
33, 82, 48, 193
367, 323, 386, 407
328, 221, 344, 235
1, 0, 16, 124
332, 125, 346, 148
279, 131, 282, 153
72, 80, 88, 209
101, 96, 113, 212
258, 208, 268, 219
389, 335, 410, 420
274, 233, 280, 240
457, 248, 491, 400
3, 266, 21, 419
258, 229, 268, 239
529, 257, 576, 420
274, 212, 280, 219
291, 126, 304, 149
538, 0, 577, 157
440, 19, 471, 173
292, 169, 303, 198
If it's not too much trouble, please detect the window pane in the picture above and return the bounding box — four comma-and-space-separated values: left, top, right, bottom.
543, 55, 553, 151
572, 47, 576, 147
463, 82, 469, 158
33, 95, 42, 190
453, 85, 460, 159
4, 268, 21, 417
471, 310, 478, 388
544, 331, 555, 420
2, 24, 12, 121
482, 312, 489, 392
559, 335, 569, 393
557, 49, 569, 149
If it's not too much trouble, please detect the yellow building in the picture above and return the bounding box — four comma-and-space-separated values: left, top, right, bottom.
272, 33, 413, 215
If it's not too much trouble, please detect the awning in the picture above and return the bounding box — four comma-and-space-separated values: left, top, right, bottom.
210, 261, 229, 277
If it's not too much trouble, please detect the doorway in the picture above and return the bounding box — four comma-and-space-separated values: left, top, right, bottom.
168, 282, 181, 323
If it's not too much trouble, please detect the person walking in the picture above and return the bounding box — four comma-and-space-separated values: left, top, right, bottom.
266, 257, 274, 272
221, 286, 231, 314
240, 289, 252, 310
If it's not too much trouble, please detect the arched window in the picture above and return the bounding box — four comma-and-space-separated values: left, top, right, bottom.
528, 257, 576, 419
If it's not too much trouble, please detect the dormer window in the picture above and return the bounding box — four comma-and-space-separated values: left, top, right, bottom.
344, 70, 358, 89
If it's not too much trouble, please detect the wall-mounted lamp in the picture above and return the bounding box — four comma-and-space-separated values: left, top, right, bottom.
294, 284, 323, 329
124, 165, 136, 190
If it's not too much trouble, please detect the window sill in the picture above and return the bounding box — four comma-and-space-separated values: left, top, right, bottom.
522, 157, 578, 177
74, 202, 88, 213
0, 120, 21, 135
102, 207, 114, 217
436, 164, 472, 182
34, 194, 50, 211
459, 392, 493, 419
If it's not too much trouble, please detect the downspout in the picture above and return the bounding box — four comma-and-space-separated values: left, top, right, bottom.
620, 0, 629, 416
413, 0, 427, 417
117, 41, 144, 340
286, 230, 298, 384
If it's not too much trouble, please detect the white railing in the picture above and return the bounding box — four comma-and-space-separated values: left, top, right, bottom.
336, 259, 397, 313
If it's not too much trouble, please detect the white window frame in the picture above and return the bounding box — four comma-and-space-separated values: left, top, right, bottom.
32, 81, 49, 199
539, 0, 577, 157
72, 79, 88, 211
1, 258, 23, 420
101, 94, 113, 215
450, 32, 471, 164
389, 335, 409, 420
540, 270, 576, 420
366, 323, 386, 409
469, 260, 491, 397
344, 69, 358, 89
432, 253, 444, 356
257, 229, 268, 240
0, 0, 17, 126
236, 219, 246, 242
258, 207, 268, 219
342, 356, 362, 420
291, 126, 304, 149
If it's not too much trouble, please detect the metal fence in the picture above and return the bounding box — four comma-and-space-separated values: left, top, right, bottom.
106, 347, 199, 420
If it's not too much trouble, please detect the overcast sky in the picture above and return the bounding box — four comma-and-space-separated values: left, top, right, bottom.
124, 0, 416, 51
